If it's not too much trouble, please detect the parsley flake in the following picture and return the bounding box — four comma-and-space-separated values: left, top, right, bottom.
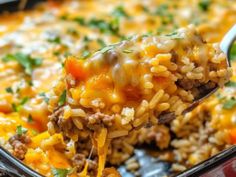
6, 87, 13, 93
58, 90, 66, 106
198, 0, 211, 11
2, 53, 42, 75
230, 43, 236, 61
51, 168, 70, 177
225, 81, 236, 87
223, 98, 236, 110
16, 125, 28, 136
112, 6, 130, 19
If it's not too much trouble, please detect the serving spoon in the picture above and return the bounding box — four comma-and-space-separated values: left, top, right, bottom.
0, 25, 236, 177
158, 24, 236, 124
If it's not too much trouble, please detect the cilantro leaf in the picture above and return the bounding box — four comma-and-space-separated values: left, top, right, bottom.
112, 6, 130, 19
2, 53, 42, 75
58, 90, 66, 106
97, 38, 106, 48
82, 50, 91, 59
165, 31, 183, 39
223, 98, 236, 110
27, 115, 34, 123
16, 125, 28, 136
99, 45, 115, 54
73, 17, 86, 25
6, 87, 13, 93
51, 168, 69, 177
39, 93, 49, 103
87, 18, 120, 35
12, 97, 29, 112
123, 49, 133, 54
225, 81, 236, 87
230, 43, 236, 61
198, 0, 211, 11
48, 36, 61, 44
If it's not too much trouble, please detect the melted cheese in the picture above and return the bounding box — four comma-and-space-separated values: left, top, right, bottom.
0, 0, 235, 176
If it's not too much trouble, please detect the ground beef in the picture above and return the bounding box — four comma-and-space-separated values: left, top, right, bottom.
139, 125, 170, 150
8, 134, 31, 160
72, 154, 98, 175
87, 112, 115, 130
48, 106, 63, 122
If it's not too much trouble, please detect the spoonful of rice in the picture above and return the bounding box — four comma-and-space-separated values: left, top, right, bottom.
47, 25, 233, 177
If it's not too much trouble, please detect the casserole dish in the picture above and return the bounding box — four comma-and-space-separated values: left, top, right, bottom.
2, 1, 235, 176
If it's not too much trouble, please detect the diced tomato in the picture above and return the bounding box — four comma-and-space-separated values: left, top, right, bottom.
123, 85, 142, 101
65, 57, 88, 81
229, 128, 236, 144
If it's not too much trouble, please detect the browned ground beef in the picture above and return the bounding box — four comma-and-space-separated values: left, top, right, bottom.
8, 134, 31, 160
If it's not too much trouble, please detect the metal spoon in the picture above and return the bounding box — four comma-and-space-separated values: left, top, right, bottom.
159, 24, 236, 124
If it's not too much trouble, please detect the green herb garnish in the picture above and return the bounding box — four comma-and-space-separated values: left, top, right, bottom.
112, 6, 130, 19
51, 168, 70, 177
73, 17, 86, 25
223, 98, 236, 109
97, 38, 106, 48
99, 45, 116, 54
230, 43, 236, 61
67, 28, 79, 36
39, 93, 49, 103
82, 50, 91, 59
48, 36, 61, 44
12, 97, 29, 112
87, 18, 120, 35
58, 90, 66, 106
123, 49, 133, 54
198, 0, 211, 11
6, 87, 13, 93
225, 81, 236, 87
27, 115, 33, 123
165, 31, 183, 39
2, 53, 42, 75
16, 125, 28, 136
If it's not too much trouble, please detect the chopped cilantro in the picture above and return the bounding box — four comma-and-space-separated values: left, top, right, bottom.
230, 43, 236, 61
12, 103, 18, 112
165, 31, 183, 39
87, 18, 120, 35
31, 129, 39, 136
48, 36, 61, 44
39, 93, 49, 103
123, 49, 133, 54
198, 0, 211, 11
112, 6, 130, 19
155, 4, 168, 16
60, 14, 69, 20
5, 87, 13, 93
51, 168, 70, 177
225, 81, 236, 87
12, 97, 29, 112
20, 97, 29, 105
99, 45, 115, 54
16, 125, 28, 136
83, 36, 91, 43
82, 50, 91, 59
58, 90, 66, 106
97, 38, 106, 48
141, 5, 150, 13
27, 115, 33, 123
67, 28, 79, 36
2, 53, 42, 75
223, 98, 236, 110
73, 17, 86, 25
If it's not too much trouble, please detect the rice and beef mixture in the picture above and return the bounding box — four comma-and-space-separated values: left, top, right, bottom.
47, 25, 231, 176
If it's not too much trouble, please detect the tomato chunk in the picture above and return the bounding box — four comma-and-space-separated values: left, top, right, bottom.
65, 57, 88, 81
